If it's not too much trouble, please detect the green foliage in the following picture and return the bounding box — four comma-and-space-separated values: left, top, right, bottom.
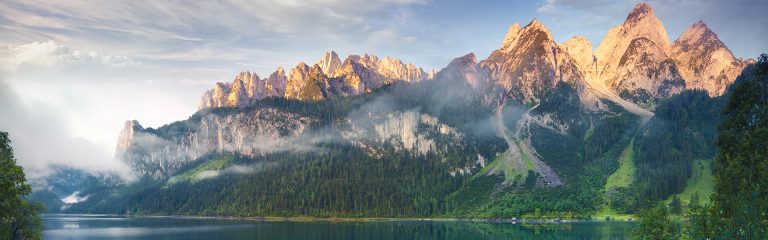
669, 195, 681, 215
688, 192, 699, 209
605, 138, 636, 191
607, 187, 636, 214
632, 203, 680, 240
664, 159, 713, 208
168, 155, 234, 184
0, 132, 43, 240
634, 89, 723, 208
687, 54, 768, 239
445, 175, 505, 214
80, 143, 481, 217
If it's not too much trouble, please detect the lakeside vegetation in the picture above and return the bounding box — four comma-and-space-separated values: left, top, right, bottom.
0, 132, 42, 239
633, 54, 768, 239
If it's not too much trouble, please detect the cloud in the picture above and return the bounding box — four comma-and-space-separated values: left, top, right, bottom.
0, 0, 430, 72
537, 0, 559, 13
0, 40, 139, 73
0, 81, 132, 180
195, 162, 277, 180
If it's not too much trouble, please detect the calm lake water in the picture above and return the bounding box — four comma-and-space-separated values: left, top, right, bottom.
42, 215, 635, 239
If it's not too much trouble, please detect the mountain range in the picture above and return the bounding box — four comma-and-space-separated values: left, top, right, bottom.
35, 3, 756, 218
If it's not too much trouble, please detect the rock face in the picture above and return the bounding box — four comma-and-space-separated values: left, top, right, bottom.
480, 19, 587, 104
284, 62, 312, 100
115, 120, 143, 158
561, 36, 594, 75
434, 53, 490, 91
339, 111, 464, 158
199, 51, 428, 109
333, 54, 428, 91
117, 108, 467, 178
318, 51, 342, 76
671, 21, 751, 96
594, 2, 684, 104
116, 109, 318, 177
199, 69, 288, 109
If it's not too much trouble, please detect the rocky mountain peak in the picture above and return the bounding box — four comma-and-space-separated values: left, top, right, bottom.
561, 35, 594, 72
671, 20, 746, 96
674, 20, 728, 54
436, 52, 490, 91
317, 51, 342, 76
309, 64, 324, 75
297, 64, 330, 101
625, 2, 654, 24
524, 18, 553, 38
500, 23, 521, 51
115, 120, 143, 158
481, 17, 586, 104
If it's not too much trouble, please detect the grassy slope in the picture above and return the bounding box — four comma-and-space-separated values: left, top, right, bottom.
168, 156, 234, 184
665, 159, 714, 205
604, 138, 636, 191
595, 138, 637, 220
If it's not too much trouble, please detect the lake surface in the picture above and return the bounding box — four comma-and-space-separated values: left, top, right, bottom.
43, 215, 635, 239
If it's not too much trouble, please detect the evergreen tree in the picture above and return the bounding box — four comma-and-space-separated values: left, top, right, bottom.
687, 54, 768, 239
0, 132, 43, 239
632, 203, 680, 240
688, 192, 699, 209
669, 195, 682, 214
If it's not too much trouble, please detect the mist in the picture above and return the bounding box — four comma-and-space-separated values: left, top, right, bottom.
0, 81, 132, 180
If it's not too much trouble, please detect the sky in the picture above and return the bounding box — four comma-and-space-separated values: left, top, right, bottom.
0, 0, 766, 177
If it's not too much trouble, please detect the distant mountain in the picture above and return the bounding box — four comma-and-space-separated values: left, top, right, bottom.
39, 2, 756, 219
200, 52, 429, 108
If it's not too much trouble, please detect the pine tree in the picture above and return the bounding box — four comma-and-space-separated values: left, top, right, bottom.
687, 54, 768, 239
669, 195, 682, 214
632, 203, 680, 240
688, 192, 699, 209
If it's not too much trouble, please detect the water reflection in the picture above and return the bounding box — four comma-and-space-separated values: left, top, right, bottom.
42, 215, 634, 240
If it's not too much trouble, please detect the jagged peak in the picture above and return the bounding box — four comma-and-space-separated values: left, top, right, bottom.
525, 18, 552, 34
562, 35, 593, 49
322, 50, 338, 58
309, 64, 324, 74
625, 2, 655, 24
499, 19, 554, 53
529, 18, 543, 26
521, 18, 555, 43
124, 120, 143, 131
501, 23, 521, 49
675, 20, 726, 48
235, 71, 258, 82
565, 35, 589, 42
447, 53, 477, 67
317, 51, 342, 75
460, 52, 477, 63
692, 20, 707, 29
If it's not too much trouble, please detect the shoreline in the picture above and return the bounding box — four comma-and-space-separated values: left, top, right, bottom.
41, 214, 634, 224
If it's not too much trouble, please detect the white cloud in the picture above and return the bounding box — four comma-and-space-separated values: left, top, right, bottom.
0, 81, 132, 179
0, 40, 139, 73
537, 0, 559, 13
0, 41, 228, 180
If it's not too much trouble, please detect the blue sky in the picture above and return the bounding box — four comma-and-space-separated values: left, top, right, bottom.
0, 0, 766, 175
